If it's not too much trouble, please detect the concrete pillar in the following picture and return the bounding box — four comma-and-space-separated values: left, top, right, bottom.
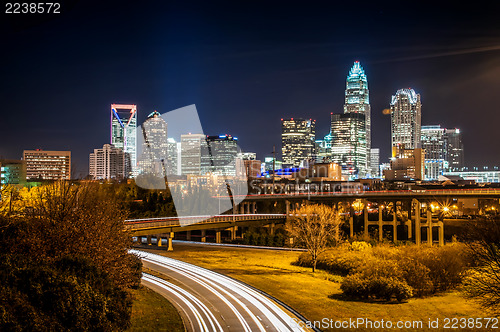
270, 222, 275, 235
427, 209, 433, 246
438, 221, 444, 246
147, 235, 152, 246
201, 229, 206, 243
232, 226, 237, 240
186, 231, 191, 241
157, 235, 162, 247
392, 208, 398, 243
364, 205, 369, 238
216, 230, 221, 244
252, 202, 257, 214
415, 200, 421, 245
349, 216, 354, 238
285, 200, 290, 217
167, 232, 174, 251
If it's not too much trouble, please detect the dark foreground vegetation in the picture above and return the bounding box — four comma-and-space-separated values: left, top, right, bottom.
0, 182, 142, 331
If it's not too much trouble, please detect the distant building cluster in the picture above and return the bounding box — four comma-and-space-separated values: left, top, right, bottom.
279, 61, 465, 182
0, 62, 480, 190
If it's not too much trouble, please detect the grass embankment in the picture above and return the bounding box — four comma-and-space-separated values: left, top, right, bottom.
128, 285, 184, 332
142, 243, 486, 331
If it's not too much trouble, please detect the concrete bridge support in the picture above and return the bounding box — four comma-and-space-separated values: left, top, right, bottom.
392, 207, 398, 243
216, 230, 221, 244
147, 235, 152, 245
167, 232, 174, 251
201, 230, 206, 243
157, 235, 162, 247
186, 231, 191, 241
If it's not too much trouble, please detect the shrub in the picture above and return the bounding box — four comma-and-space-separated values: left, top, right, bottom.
341, 275, 413, 302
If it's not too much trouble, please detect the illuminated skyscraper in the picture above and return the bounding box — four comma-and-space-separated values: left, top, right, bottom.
111, 104, 137, 177
344, 61, 371, 170
390, 89, 421, 150
281, 118, 316, 168
180, 133, 206, 175
421, 125, 445, 180
202, 135, 240, 176
331, 113, 367, 179
138, 110, 168, 176
443, 128, 464, 171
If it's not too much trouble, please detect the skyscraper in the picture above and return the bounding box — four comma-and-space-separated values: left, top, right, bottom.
202, 135, 240, 176
421, 125, 445, 180
281, 118, 316, 168
443, 128, 464, 171
331, 113, 367, 179
111, 104, 137, 177
344, 61, 371, 170
370, 148, 380, 178
180, 133, 206, 175
89, 144, 128, 180
390, 88, 422, 150
138, 110, 168, 176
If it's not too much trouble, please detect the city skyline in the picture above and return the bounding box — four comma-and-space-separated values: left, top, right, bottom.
2, 2, 500, 175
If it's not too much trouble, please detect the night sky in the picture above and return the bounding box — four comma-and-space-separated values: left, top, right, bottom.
2, 1, 500, 177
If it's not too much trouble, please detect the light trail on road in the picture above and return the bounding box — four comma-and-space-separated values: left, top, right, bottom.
133, 249, 309, 332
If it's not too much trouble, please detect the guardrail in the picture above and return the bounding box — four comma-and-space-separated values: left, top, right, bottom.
244, 188, 500, 198
124, 214, 286, 230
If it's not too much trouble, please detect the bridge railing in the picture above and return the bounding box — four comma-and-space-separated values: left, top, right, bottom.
124, 214, 286, 230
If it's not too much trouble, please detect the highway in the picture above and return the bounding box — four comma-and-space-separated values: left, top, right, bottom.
132, 249, 310, 332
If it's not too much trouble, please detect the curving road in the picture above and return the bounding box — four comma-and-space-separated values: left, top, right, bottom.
132, 249, 310, 332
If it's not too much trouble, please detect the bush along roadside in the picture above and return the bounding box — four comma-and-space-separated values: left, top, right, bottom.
295, 241, 470, 302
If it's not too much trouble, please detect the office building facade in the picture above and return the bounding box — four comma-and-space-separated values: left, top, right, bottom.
89, 144, 128, 180
331, 113, 367, 179
111, 104, 137, 177
421, 125, 446, 180
390, 88, 422, 150
138, 110, 168, 176
23, 150, 71, 180
344, 61, 371, 165
444, 128, 464, 171
281, 118, 316, 168
202, 135, 240, 176
180, 133, 206, 175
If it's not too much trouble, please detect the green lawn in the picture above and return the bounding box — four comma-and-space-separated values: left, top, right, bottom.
142, 243, 488, 331
128, 285, 184, 332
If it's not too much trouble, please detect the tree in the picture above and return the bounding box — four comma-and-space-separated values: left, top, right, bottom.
462, 217, 500, 314
285, 204, 342, 272
0, 181, 142, 330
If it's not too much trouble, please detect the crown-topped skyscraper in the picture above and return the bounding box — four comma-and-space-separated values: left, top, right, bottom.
342, 61, 371, 176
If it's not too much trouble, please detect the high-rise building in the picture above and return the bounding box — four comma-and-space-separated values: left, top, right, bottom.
281, 118, 316, 168
0, 159, 26, 186
390, 88, 422, 150
444, 128, 464, 171
315, 132, 333, 163
370, 148, 380, 178
344, 61, 371, 168
111, 104, 137, 177
331, 113, 367, 179
421, 125, 445, 180
89, 144, 128, 180
23, 150, 71, 180
202, 135, 240, 176
138, 110, 168, 176
180, 133, 206, 175
166, 138, 179, 176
